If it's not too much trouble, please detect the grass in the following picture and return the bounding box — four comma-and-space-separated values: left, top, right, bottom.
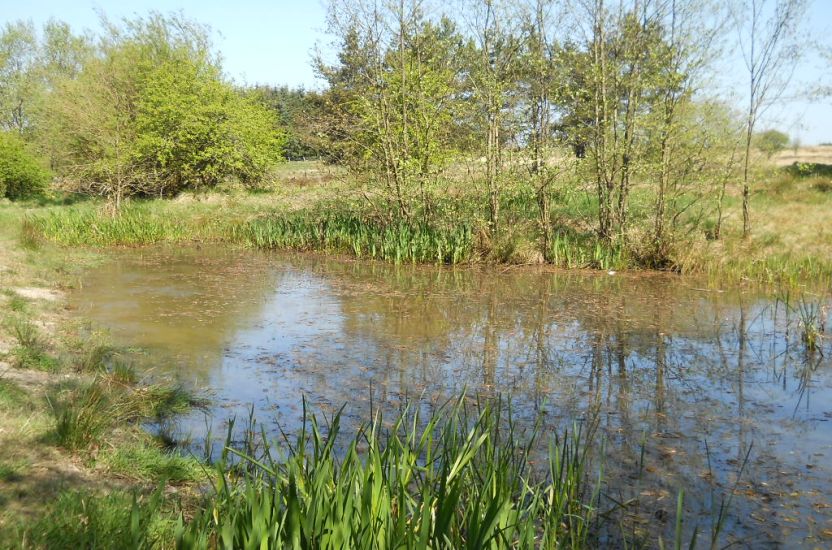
178, 397, 602, 549
2, 316, 59, 372
0, 458, 29, 483
15, 159, 832, 284
0, 379, 27, 410
2, 290, 28, 313
9, 488, 177, 550
101, 443, 204, 484
47, 376, 206, 452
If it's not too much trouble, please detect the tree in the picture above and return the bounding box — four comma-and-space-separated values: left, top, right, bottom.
519, 0, 565, 257
47, 13, 283, 206
564, 0, 679, 243
753, 128, 789, 158
0, 22, 39, 134
0, 20, 91, 141
319, 0, 469, 220
734, 0, 807, 238
461, 0, 524, 238
0, 130, 50, 199
249, 86, 325, 160
644, 0, 727, 256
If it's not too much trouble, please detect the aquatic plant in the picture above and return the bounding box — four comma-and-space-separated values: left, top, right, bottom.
236, 212, 474, 265
548, 232, 628, 270
795, 297, 826, 353
177, 397, 601, 549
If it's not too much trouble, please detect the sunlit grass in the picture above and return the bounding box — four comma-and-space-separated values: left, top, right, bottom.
178, 397, 601, 549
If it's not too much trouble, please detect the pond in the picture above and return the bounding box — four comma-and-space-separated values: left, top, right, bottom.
70, 245, 832, 547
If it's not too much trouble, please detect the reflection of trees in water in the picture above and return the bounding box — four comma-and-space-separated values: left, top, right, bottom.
316, 258, 830, 419
81, 250, 832, 544
75, 246, 287, 382
312, 257, 831, 544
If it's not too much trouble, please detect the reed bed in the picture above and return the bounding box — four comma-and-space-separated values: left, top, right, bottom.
177, 398, 601, 549
547, 232, 627, 271
235, 213, 474, 265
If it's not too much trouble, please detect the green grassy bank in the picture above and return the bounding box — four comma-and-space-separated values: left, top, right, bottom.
13, 159, 832, 286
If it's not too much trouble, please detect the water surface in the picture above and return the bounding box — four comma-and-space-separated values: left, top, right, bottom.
71, 246, 832, 547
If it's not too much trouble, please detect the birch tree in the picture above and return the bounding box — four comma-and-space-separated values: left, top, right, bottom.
734, 0, 807, 238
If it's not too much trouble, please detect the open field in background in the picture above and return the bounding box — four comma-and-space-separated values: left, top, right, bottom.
773, 145, 832, 166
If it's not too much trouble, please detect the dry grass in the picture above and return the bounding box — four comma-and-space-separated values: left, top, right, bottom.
773, 145, 832, 166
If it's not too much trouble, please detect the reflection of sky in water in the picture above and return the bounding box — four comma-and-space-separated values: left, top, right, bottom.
72, 247, 832, 547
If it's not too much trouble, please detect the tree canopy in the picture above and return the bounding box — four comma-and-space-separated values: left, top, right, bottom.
0, 13, 285, 204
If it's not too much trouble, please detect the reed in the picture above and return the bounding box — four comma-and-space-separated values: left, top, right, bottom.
547, 232, 628, 271
177, 397, 601, 549
794, 297, 826, 353
236, 213, 474, 265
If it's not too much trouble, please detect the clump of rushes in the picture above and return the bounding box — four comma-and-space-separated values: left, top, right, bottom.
73, 343, 139, 383
5, 316, 59, 371
48, 376, 205, 452
236, 212, 474, 265
796, 298, 826, 353
177, 397, 600, 549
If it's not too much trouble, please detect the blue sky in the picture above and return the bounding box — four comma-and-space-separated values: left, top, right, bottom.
3, 0, 831, 144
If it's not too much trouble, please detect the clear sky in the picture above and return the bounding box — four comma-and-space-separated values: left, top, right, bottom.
2, 0, 831, 144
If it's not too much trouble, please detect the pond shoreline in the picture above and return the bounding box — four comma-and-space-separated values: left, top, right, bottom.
2, 202, 831, 546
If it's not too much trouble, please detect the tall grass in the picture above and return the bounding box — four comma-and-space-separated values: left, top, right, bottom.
25, 205, 193, 246
177, 397, 601, 549
48, 376, 206, 451
548, 232, 628, 271
235, 213, 474, 265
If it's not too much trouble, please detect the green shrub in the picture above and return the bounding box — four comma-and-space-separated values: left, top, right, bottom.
0, 131, 50, 200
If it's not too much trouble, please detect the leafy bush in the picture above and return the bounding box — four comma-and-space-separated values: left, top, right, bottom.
0, 131, 50, 199
49, 13, 283, 201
